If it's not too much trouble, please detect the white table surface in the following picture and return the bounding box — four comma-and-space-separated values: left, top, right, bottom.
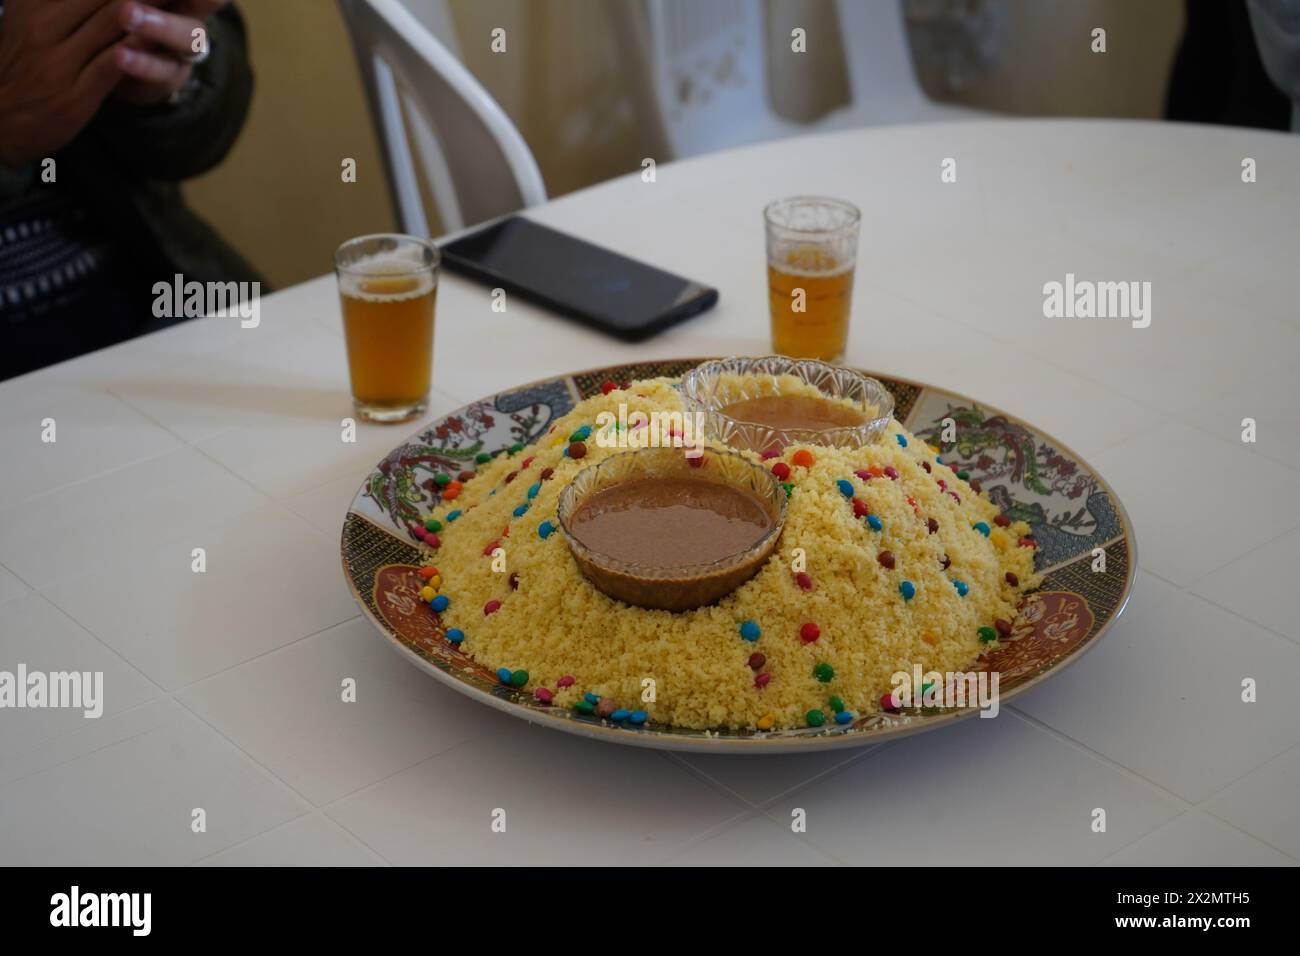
2, 119, 1298, 867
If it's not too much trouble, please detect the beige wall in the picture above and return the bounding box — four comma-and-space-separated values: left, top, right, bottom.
186, 0, 1185, 290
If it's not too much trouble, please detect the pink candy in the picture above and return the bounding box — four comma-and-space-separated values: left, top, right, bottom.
484, 599, 502, 615
535, 687, 554, 704
754, 672, 771, 688
883, 466, 899, 480
556, 675, 575, 688
761, 448, 781, 460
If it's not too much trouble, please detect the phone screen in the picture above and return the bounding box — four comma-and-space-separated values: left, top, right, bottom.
439, 217, 717, 340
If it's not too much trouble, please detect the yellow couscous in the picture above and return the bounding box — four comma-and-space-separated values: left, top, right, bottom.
422, 377, 1038, 730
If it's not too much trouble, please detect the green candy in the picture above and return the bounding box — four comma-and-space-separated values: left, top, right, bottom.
957, 470, 970, 480
806, 709, 826, 728
575, 699, 595, 714
782, 481, 795, 498
828, 695, 846, 713
814, 663, 834, 683
433, 473, 451, 486
977, 626, 997, 643
424, 518, 442, 533
510, 669, 529, 688
508, 442, 525, 455
475, 452, 492, 464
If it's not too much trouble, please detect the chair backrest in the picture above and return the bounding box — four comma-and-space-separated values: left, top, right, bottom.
610, 0, 779, 159
337, 0, 546, 237
832, 0, 926, 109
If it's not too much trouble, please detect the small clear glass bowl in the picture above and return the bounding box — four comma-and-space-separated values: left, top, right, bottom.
680, 356, 895, 454
557, 447, 787, 612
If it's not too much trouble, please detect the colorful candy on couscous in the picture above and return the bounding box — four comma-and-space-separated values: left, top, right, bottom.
414, 377, 1038, 731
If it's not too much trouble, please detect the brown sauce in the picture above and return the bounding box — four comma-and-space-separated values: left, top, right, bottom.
568, 477, 773, 568
721, 394, 869, 432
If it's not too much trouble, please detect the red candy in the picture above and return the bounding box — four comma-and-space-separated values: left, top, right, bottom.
799, 622, 821, 644
881, 692, 901, 713
1005, 572, 1019, 587
600, 380, 618, 395
854, 469, 872, 481
1018, 537, 1036, 549
522, 456, 535, 469
994, 514, 1011, 527
568, 441, 587, 459
852, 498, 870, 518
761, 448, 781, 460
556, 675, 575, 688
504, 470, 518, 484
482, 540, 499, 556
754, 672, 771, 688
535, 687, 554, 704
424, 533, 441, 549
687, 454, 705, 468
540, 468, 554, 481
484, 600, 502, 615
795, 572, 813, 591
771, 461, 791, 481
747, 652, 766, 671
948, 491, 961, 504
883, 466, 899, 480
458, 470, 474, 482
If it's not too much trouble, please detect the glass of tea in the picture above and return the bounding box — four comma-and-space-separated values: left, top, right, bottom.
334, 234, 439, 423
764, 197, 860, 363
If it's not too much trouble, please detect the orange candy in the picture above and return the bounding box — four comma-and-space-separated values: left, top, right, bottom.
442, 484, 461, 500
867, 465, 883, 477
791, 449, 815, 468
419, 566, 439, 579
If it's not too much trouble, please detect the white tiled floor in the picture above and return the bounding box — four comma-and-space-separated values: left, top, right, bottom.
1090, 424, 1300, 587
177, 617, 515, 805
45, 504, 360, 691
1100, 811, 1295, 867
3, 120, 1299, 866
1192, 525, 1300, 646
326, 722, 747, 866
1013, 572, 1300, 803
197, 813, 384, 867
1202, 745, 1300, 859
0, 700, 305, 865
760, 711, 1184, 866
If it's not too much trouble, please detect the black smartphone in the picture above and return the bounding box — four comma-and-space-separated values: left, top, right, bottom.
438, 216, 718, 342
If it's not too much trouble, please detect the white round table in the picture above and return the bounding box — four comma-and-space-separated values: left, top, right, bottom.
1, 120, 1298, 866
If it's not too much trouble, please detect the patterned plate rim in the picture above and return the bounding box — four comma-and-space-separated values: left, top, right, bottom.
340, 360, 1137, 754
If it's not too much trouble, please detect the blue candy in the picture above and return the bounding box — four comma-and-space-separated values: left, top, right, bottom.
953, 579, 969, 597
538, 521, 555, 539
497, 667, 512, 685
836, 479, 855, 498
447, 509, 462, 522
896, 434, 908, 448
611, 709, 631, 721
527, 483, 541, 500
571, 425, 592, 441
430, 594, 450, 612
739, 620, 761, 642
513, 503, 529, 517
584, 692, 600, 704
445, 628, 465, 644
867, 514, 883, 532
834, 710, 854, 725
899, 580, 916, 601
629, 710, 647, 725
972, 521, 990, 537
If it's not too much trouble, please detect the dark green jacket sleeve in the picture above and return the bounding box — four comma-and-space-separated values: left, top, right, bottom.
86, 5, 254, 180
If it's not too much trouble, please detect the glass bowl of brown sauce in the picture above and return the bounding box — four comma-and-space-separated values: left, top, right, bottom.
680, 356, 894, 456
557, 447, 787, 611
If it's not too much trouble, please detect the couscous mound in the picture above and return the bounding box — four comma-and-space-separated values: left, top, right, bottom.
421, 377, 1038, 730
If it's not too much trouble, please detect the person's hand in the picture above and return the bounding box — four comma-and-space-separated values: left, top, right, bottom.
112, 0, 231, 106
0, 0, 129, 167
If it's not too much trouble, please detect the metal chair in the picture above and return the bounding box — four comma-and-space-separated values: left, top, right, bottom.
337, 0, 547, 237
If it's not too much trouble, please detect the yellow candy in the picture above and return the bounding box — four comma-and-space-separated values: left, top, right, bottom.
756, 713, 776, 731
420, 586, 435, 602
990, 529, 1009, 552
430, 575, 442, 589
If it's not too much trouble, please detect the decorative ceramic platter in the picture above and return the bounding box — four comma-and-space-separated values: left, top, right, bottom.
341, 360, 1137, 753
